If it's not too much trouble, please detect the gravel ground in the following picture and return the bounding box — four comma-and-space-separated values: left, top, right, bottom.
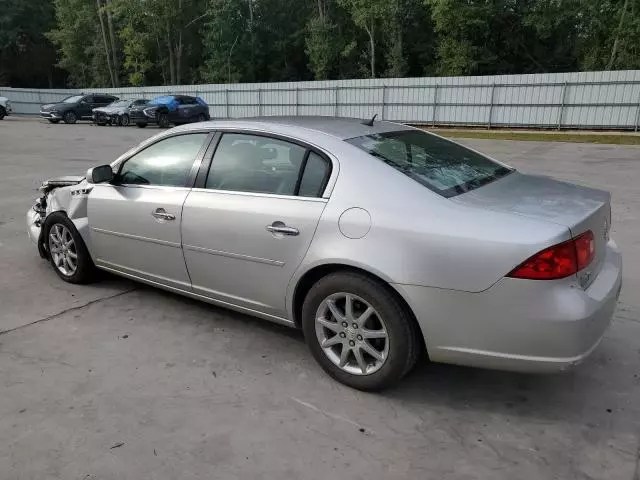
1, 117, 639, 480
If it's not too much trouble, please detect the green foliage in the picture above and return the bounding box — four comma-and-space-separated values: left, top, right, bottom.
2, 0, 640, 87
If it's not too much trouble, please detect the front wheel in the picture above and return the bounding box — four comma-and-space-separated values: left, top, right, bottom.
120, 114, 130, 127
0, 106, 5, 120
45, 212, 97, 284
301, 272, 420, 391
63, 111, 77, 124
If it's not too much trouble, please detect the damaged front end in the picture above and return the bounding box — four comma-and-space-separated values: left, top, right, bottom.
27, 175, 88, 259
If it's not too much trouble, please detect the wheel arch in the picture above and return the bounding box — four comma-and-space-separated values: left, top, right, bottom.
289, 262, 427, 354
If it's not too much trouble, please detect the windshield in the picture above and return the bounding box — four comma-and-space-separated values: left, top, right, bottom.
346, 130, 512, 197
62, 95, 83, 104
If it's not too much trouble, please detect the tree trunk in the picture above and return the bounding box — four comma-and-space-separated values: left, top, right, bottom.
166, 23, 176, 85
607, 0, 630, 69
95, 0, 115, 87
365, 21, 375, 78
105, 0, 119, 86
156, 35, 167, 85
175, 0, 183, 84
248, 0, 255, 80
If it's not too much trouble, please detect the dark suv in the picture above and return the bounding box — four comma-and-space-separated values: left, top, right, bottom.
40, 94, 119, 124
128, 95, 210, 128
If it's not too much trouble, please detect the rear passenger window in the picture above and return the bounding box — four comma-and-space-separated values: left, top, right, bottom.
206, 133, 307, 195
298, 152, 330, 197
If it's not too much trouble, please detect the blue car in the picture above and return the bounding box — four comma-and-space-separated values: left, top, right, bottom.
129, 94, 210, 128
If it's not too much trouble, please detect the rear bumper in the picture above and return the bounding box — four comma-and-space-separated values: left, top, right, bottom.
395, 241, 623, 373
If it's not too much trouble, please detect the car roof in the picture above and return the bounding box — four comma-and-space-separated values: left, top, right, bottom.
178, 116, 408, 140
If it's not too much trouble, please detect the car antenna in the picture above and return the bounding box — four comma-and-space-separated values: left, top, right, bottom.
362, 113, 378, 127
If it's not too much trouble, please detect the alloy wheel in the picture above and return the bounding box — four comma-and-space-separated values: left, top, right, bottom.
48, 224, 78, 277
314, 292, 389, 375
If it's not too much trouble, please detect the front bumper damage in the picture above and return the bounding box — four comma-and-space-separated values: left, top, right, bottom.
28, 176, 86, 258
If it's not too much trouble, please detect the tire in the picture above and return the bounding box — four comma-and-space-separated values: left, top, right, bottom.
136, 122, 147, 128
63, 111, 77, 124
301, 272, 420, 391
197, 113, 206, 122
120, 114, 130, 127
0, 106, 5, 120
48, 119, 60, 124
45, 212, 97, 284
157, 112, 169, 128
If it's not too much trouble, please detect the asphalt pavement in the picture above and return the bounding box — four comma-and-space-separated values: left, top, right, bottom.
1, 117, 639, 480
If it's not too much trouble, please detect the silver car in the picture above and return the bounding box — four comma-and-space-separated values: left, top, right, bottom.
27, 117, 623, 390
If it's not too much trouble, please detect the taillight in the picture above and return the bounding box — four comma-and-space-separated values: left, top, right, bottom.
574, 230, 595, 270
507, 230, 594, 280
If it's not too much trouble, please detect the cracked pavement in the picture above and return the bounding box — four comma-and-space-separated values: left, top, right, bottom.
1, 118, 639, 480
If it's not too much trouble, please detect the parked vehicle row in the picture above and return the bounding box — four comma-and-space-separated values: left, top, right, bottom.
39, 93, 210, 127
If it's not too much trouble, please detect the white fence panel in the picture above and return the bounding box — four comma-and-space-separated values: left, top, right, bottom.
2, 70, 640, 130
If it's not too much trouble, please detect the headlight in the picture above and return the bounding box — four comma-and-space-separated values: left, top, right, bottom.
143, 107, 157, 117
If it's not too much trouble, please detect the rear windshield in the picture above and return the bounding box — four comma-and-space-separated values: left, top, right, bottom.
347, 130, 512, 197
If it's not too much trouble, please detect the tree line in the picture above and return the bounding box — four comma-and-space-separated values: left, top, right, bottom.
1, 0, 639, 89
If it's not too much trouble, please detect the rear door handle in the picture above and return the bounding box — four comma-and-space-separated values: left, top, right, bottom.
266, 221, 299, 236
152, 208, 176, 221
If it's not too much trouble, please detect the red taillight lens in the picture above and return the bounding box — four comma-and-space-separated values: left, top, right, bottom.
507, 230, 594, 280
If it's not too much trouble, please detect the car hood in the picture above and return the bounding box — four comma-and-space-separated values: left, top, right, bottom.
94, 106, 125, 114
41, 102, 68, 111
39, 175, 85, 194
129, 104, 153, 112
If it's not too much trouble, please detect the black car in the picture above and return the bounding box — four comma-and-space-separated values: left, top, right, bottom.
93, 98, 149, 126
128, 95, 210, 128
40, 94, 119, 124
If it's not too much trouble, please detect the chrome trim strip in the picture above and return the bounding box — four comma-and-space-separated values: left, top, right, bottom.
184, 244, 285, 266
91, 227, 181, 248
188, 187, 328, 203
95, 263, 294, 327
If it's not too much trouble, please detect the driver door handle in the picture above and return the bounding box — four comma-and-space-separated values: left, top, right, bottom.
152, 208, 176, 221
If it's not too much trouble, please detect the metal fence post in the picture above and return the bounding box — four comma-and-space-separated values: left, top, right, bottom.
557, 81, 568, 130
258, 89, 262, 116
225, 89, 230, 118
381, 85, 386, 120
487, 83, 496, 129
295, 88, 300, 116
635, 90, 640, 132
334, 86, 339, 117
432, 84, 438, 127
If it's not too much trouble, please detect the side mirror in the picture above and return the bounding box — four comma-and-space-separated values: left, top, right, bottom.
86, 165, 114, 184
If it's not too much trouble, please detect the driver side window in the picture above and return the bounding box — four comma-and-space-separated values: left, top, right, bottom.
118, 133, 208, 187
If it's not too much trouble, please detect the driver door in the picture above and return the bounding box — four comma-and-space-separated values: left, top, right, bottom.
88, 132, 212, 290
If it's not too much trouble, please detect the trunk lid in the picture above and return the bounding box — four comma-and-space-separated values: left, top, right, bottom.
452, 172, 611, 285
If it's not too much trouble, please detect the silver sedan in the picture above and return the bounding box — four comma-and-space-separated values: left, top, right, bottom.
27, 117, 623, 390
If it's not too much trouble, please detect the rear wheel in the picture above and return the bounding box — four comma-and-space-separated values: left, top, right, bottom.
63, 111, 77, 124
136, 122, 147, 128
0, 106, 5, 120
197, 113, 206, 122
301, 272, 420, 391
120, 114, 130, 126
45, 213, 97, 284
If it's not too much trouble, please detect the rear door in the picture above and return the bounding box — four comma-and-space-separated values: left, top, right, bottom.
175, 96, 197, 122
181, 131, 333, 318
88, 132, 212, 289
78, 95, 95, 118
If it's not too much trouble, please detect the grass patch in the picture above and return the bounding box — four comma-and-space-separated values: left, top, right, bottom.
422, 129, 640, 145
